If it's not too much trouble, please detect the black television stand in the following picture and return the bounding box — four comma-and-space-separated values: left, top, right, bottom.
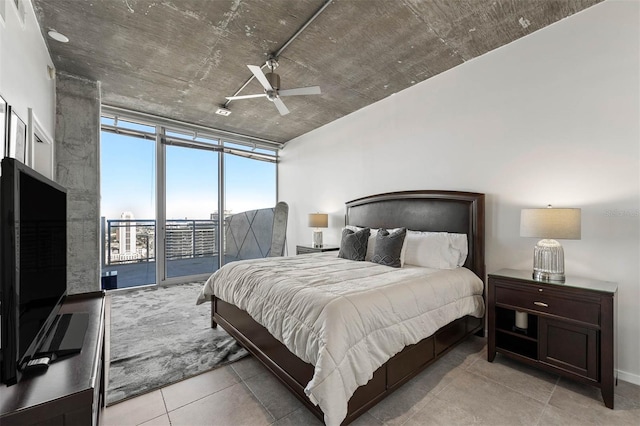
0, 292, 105, 426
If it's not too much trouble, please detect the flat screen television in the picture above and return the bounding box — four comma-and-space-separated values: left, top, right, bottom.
0, 158, 68, 385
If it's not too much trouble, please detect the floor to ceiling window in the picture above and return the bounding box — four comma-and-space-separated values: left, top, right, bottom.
99, 109, 278, 289
164, 132, 219, 280
100, 117, 157, 288
223, 142, 278, 261
224, 142, 277, 214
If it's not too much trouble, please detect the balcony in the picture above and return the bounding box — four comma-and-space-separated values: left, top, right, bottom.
101, 219, 220, 288
102, 206, 277, 289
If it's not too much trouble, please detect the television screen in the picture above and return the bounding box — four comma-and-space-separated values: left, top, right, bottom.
18, 171, 67, 360
1, 158, 67, 384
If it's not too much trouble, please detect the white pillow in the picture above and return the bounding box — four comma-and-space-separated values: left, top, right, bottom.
345, 226, 407, 265
403, 231, 468, 269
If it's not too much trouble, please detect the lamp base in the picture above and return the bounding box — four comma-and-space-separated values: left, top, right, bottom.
533, 270, 565, 282
532, 239, 565, 283
312, 230, 323, 248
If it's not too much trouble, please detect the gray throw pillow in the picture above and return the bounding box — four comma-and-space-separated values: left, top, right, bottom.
371, 228, 406, 268
338, 227, 370, 261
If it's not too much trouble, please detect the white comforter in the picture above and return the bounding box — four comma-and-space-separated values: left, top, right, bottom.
196, 252, 484, 426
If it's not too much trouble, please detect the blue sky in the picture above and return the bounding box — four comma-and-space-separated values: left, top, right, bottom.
100, 131, 276, 220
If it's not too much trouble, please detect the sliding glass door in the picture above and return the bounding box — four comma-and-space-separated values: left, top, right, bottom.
100, 118, 157, 288
164, 144, 219, 279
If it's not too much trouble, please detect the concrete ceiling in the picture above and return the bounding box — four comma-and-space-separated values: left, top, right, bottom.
33, 0, 601, 145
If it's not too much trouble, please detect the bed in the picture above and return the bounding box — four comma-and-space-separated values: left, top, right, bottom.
198, 190, 485, 425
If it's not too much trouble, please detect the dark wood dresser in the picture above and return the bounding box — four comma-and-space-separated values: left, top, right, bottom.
0, 292, 106, 425
487, 269, 616, 408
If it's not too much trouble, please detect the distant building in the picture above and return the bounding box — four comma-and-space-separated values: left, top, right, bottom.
210, 210, 233, 220
118, 211, 137, 255
166, 219, 217, 259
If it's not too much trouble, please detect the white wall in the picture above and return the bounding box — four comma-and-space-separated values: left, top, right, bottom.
279, 1, 640, 384
0, 0, 55, 176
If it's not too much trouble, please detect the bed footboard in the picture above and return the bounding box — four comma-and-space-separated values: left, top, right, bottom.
213, 296, 483, 425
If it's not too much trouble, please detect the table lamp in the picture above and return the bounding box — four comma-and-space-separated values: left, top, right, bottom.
520, 205, 581, 283
308, 213, 328, 247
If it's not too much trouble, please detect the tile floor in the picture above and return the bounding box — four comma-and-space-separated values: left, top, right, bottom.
101, 336, 640, 426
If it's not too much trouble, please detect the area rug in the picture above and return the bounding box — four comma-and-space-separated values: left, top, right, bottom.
107, 282, 247, 405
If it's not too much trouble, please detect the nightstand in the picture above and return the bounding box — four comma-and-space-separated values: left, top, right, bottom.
487, 268, 617, 408
296, 244, 340, 255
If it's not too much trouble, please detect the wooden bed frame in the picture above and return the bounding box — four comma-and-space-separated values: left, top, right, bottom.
211, 190, 485, 425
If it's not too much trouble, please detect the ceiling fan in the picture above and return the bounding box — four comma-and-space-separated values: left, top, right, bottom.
226, 58, 321, 116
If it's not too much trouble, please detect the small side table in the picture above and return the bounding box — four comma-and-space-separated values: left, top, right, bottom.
296, 244, 340, 255
487, 268, 616, 409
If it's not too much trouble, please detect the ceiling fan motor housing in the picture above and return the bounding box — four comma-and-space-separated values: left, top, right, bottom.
266, 72, 280, 90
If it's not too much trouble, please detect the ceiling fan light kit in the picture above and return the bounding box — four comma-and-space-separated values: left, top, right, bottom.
226, 57, 321, 116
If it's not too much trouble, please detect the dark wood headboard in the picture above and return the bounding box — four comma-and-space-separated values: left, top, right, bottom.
345, 190, 485, 281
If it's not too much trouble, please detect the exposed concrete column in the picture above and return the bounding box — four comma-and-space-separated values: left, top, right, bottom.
55, 72, 101, 295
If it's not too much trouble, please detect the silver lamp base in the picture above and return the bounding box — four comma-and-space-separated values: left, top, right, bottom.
533, 270, 566, 282
312, 230, 323, 248
532, 239, 565, 282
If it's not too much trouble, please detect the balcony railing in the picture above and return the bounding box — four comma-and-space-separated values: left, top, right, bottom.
102, 218, 220, 267
100, 207, 276, 288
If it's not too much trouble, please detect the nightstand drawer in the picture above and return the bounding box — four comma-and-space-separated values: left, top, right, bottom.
495, 286, 600, 326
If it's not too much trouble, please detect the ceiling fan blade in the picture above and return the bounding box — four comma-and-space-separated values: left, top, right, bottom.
278, 86, 322, 97
273, 97, 290, 116
226, 94, 266, 100
247, 65, 273, 91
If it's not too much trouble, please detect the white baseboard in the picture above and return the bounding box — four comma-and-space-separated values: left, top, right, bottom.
617, 369, 640, 386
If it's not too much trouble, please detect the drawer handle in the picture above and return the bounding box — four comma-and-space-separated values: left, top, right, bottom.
534, 301, 548, 307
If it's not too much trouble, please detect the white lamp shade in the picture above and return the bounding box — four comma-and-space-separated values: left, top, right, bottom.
520, 208, 581, 240
308, 213, 328, 228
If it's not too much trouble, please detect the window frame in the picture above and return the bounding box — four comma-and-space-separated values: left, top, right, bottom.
100, 106, 279, 286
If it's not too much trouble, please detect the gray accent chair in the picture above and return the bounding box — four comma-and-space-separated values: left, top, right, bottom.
224, 202, 289, 263
268, 201, 289, 257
